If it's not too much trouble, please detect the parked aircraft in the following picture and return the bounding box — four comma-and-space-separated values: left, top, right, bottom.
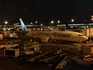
19, 18, 88, 43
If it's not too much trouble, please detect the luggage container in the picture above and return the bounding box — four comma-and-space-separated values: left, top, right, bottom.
4, 49, 20, 57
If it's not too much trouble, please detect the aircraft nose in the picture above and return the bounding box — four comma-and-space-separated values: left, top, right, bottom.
82, 36, 88, 41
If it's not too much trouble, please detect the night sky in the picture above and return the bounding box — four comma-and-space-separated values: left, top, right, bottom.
0, 0, 93, 24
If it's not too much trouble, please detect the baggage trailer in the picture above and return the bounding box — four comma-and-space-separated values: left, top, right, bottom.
26, 48, 59, 62
39, 49, 63, 63
39, 55, 59, 63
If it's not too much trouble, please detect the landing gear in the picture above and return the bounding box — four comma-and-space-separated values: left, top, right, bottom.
48, 39, 58, 43
32, 37, 42, 43
48, 39, 52, 43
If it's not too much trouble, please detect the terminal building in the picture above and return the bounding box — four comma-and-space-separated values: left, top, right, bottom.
0, 23, 93, 39
0, 23, 93, 30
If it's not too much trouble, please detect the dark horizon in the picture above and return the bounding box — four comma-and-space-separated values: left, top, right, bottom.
0, 0, 93, 24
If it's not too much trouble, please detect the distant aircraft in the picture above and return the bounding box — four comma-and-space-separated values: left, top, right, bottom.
19, 18, 88, 43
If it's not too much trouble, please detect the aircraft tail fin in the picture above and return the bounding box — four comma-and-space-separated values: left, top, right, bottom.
19, 18, 26, 31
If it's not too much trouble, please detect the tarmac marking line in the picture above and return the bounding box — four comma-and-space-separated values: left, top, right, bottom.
0, 54, 25, 70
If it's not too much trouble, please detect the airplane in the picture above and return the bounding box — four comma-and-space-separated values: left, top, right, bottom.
19, 18, 88, 43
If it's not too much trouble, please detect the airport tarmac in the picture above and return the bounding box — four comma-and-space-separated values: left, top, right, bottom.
0, 49, 51, 70
0, 49, 91, 70
0, 50, 24, 70
0, 39, 93, 70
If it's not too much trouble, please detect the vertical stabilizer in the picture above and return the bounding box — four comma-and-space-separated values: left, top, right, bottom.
19, 18, 26, 31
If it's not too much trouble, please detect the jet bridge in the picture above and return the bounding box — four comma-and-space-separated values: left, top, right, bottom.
39, 49, 63, 63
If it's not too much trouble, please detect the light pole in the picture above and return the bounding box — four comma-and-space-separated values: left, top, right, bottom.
35, 21, 38, 30
50, 20, 54, 27
4, 21, 8, 24
4, 21, 8, 30
4, 21, 8, 37
71, 19, 74, 23
35, 21, 37, 26
35, 21, 37, 24
51, 20, 54, 24
57, 20, 60, 30
30, 22, 33, 25
40, 23, 43, 26
57, 20, 60, 24
91, 15, 93, 22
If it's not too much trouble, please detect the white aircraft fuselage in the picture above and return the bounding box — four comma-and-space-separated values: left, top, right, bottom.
19, 18, 88, 43
26, 30, 88, 43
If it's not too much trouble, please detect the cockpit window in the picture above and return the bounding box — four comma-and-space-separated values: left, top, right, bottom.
78, 34, 83, 36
